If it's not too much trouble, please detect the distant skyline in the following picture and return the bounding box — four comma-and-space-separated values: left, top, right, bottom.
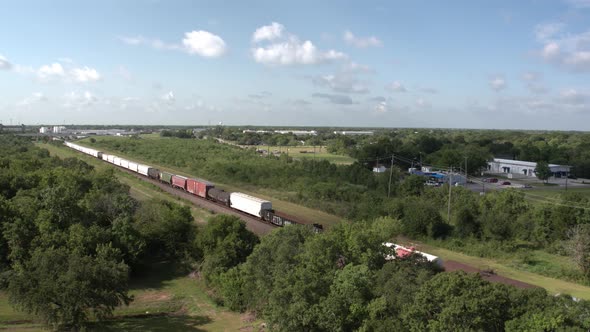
1, 0, 590, 130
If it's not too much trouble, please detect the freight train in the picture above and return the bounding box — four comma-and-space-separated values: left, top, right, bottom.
64, 141, 323, 232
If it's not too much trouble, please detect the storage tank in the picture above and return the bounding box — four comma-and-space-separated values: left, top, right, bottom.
186, 178, 214, 198
230, 192, 272, 218
171, 175, 187, 190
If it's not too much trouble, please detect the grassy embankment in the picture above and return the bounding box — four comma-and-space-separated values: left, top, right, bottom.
75, 137, 343, 227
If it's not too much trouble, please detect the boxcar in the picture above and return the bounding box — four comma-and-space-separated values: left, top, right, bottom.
186, 178, 214, 198
128, 161, 139, 173
160, 171, 173, 185
207, 188, 230, 206
120, 159, 129, 169
171, 175, 188, 190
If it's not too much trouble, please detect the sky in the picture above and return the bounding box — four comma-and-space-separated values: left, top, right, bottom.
1, 0, 590, 130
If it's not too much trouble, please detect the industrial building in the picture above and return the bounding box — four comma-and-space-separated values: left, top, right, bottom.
487, 158, 571, 178
333, 131, 374, 135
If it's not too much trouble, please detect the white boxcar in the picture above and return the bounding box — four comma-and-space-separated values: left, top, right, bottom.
113, 157, 121, 166
102, 154, 109, 161
230, 192, 272, 218
107, 155, 115, 163
137, 164, 150, 176
120, 159, 129, 169
127, 161, 138, 172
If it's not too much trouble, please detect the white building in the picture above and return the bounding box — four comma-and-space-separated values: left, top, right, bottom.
487, 158, 570, 178
334, 131, 374, 136
274, 130, 317, 136
39, 127, 50, 134
52, 126, 66, 133
373, 165, 387, 173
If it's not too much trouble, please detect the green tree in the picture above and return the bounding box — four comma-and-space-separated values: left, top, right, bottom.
535, 161, 551, 183
8, 245, 131, 330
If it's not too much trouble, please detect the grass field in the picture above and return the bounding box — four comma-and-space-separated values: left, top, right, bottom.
273, 145, 356, 165
419, 244, 590, 300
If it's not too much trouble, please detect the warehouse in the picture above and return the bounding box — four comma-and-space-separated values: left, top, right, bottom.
487, 158, 571, 178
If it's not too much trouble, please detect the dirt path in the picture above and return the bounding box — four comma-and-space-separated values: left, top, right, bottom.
444, 260, 537, 289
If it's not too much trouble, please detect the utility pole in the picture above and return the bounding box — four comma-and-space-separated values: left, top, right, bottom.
464, 156, 468, 179
388, 154, 394, 198
448, 168, 453, 222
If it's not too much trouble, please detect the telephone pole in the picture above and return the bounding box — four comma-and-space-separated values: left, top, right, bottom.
388, 154, 395, 198
448, 168, 453, 222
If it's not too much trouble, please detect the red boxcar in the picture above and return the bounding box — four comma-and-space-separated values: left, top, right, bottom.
171, 175, 187, 190
186, 178, 214, 198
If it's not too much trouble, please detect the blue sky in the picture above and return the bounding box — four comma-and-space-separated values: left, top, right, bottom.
1, 0, 590, 129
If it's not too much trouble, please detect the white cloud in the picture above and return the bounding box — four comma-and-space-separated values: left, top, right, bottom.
119, 30, 227, 58
386, 81, 406, 92
252, 22, 284, 42
251, 23, 347, 65
182, 30, 227, 57
162, 91, 175, 103
312, 93, 353, 104
375, 101, 388, 113
64, 90, 98, 108
70, 66, 101, 82
521, 71, 547, 94
38, 63, 65, 79
342, 61, 373, 73
0, 55, 12, 70
416, 98, 431, 109
343, 30, 383, 48
559, 88, 588, 105
534, 24, 590, 71
312, 73, 369, 94
489, 77, 507, 91
535, 23, 565, 42
17, 92, 48, 106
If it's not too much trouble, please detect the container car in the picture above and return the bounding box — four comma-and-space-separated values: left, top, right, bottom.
107, 155, 115, 163
208, 188, 230, 206
113, 157, 121, 166
171, 175, 188, 190
101, 154, 109, 161
160, 172, 173, 185
230, 192, 272, 218
186, 178, 214, 198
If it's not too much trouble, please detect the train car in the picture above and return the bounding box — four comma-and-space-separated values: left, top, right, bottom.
120, 159, 129, 169
230, 192, 271, 218
261, 210, 324, 232
127, 161, 139, 173
102, 154, 109, 161
107, 155, 115, 163
207, 188, 230, 206
160, 171, 173, 185
383, 243, 443, 267
171, 175, 187, 190
113, 157, 121, 166
186, 178, 214, 198
147, 167, 160, 179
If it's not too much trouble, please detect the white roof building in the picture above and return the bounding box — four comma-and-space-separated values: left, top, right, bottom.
487, 158, 570, 178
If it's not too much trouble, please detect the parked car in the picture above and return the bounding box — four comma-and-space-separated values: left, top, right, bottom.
489, 178, 498, 183
501, 181, 511, 185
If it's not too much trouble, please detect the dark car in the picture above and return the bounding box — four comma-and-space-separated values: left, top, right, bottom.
488, 178, 498, 183
501, 181, 511, 185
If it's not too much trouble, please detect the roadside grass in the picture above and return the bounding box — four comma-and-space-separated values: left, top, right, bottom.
264, 145, 356, 165
417, 243, 590, 300
65, 140, 343, 228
